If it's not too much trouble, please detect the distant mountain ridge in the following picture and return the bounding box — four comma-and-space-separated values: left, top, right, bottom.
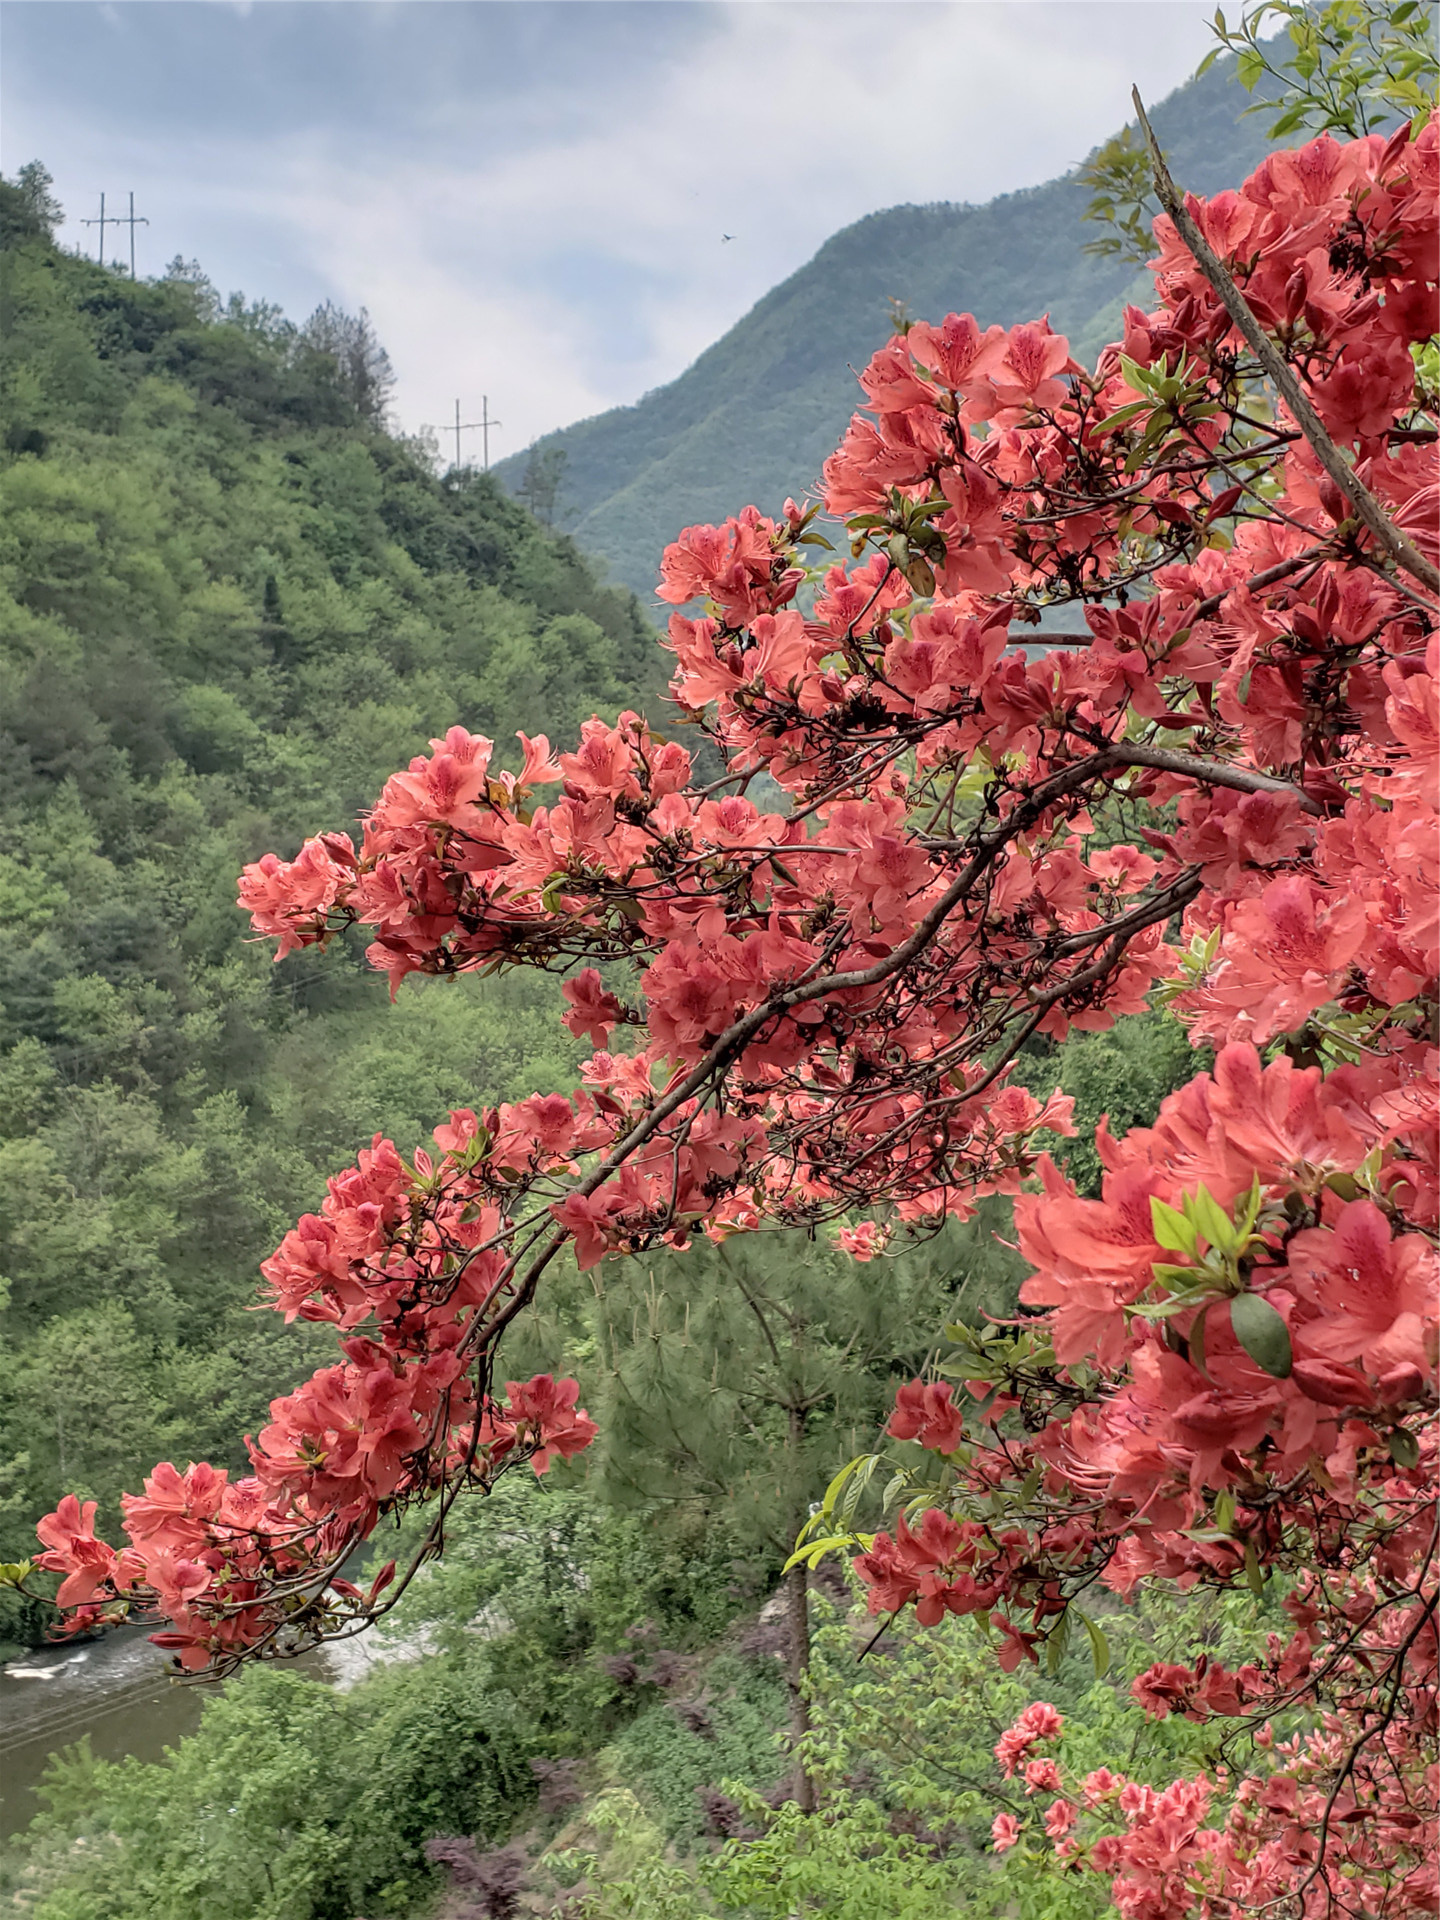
495, 50, 1281, 607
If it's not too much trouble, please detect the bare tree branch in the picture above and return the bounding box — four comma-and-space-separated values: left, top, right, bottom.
1110, 742, 1326, 813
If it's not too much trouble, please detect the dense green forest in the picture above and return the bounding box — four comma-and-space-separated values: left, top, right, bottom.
0, 168, 666, 1642
492, 47, 1284, 600
0, 164, 1228, 1919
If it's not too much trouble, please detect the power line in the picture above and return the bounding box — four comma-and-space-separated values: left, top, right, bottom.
0, 1674, 181, 1758
450, 395, 502, 473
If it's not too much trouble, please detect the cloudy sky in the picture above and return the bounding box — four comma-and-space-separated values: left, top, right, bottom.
3, 1, 1219, 455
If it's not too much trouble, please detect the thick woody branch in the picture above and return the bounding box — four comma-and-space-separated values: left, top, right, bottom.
1015, 552, 1332, 646
922, 744, 1324, 843
1109, 742, 1326, 814
1132, 88, 1440, 601
1053, 869, 1203, 956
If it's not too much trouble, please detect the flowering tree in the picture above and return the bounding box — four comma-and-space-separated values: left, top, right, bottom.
20, 97, 1437, 1916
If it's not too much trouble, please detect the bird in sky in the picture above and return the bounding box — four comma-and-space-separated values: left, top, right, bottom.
721, 233, 734, 243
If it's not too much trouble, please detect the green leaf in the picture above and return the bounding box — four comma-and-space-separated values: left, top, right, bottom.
1269, 103, 1311, 135
784, 1535, 856, 1573
1118, 353, 1162, 396
1079, 1611, 1111, 1678
1092, 401, 1152, 436
1150, 1197, 1198, 1256
1243, 1537, 1266, 1597
1214, 1489, 1236, 1536
817, 1453, 869, 1520
1230, 1292, 1293, 1379
903, 554, 937, 597
1187, 1183, 1236, 1255
1152, 1261, 1205, 1291
838, 1453, 882, 1526
814, 1451, 883, 1533
1139, 1294, 1207, 1321
1044, 1607, 1071, 1675
1388, 1427, 1420, 1469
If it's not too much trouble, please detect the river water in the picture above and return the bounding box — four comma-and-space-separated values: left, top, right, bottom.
0, 1625, 384, 1840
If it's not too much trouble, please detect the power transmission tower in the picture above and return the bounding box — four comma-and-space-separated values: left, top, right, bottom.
451, 396, 502, 472
80, 191, 149, 274
478, 395, 501, 471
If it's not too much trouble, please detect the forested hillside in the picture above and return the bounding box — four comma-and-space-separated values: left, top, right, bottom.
0, 177, 667, 1643
494, 48, 1282, 601
0, 151, 1191, 1639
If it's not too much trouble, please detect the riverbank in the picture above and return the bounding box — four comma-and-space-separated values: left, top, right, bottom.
0, 1622, 404, 1839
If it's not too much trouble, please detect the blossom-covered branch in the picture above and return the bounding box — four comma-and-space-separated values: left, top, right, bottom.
23, 106, 1437, 1916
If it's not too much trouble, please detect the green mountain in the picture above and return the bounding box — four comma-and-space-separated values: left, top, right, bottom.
495, 52, 1280, 605
0, 185, 664, 1641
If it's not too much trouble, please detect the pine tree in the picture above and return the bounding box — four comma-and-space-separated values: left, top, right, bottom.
549, 1217, 1022, 1806
517, 446, 568, 527
298, 301, 395, 424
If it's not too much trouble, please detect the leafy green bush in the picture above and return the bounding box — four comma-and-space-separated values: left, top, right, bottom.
553, 1582, 1283, 1920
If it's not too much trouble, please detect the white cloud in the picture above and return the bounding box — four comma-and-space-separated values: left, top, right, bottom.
6, 1, 1220, 454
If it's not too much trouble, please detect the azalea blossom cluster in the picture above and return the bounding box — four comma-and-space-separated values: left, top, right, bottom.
847, 1041, 1436, 1911
34, 1353, 595, 1670
30, 110, 1439, 1906
985, 1689, 1437, 1920
32, 1058, 607, 1668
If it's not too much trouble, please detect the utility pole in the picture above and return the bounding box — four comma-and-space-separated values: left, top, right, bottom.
80, 192, 148, 274
81, 192, 122, 265
450, 395, 502, 472
121, 192, 149, 278
479, 395, 500, 472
